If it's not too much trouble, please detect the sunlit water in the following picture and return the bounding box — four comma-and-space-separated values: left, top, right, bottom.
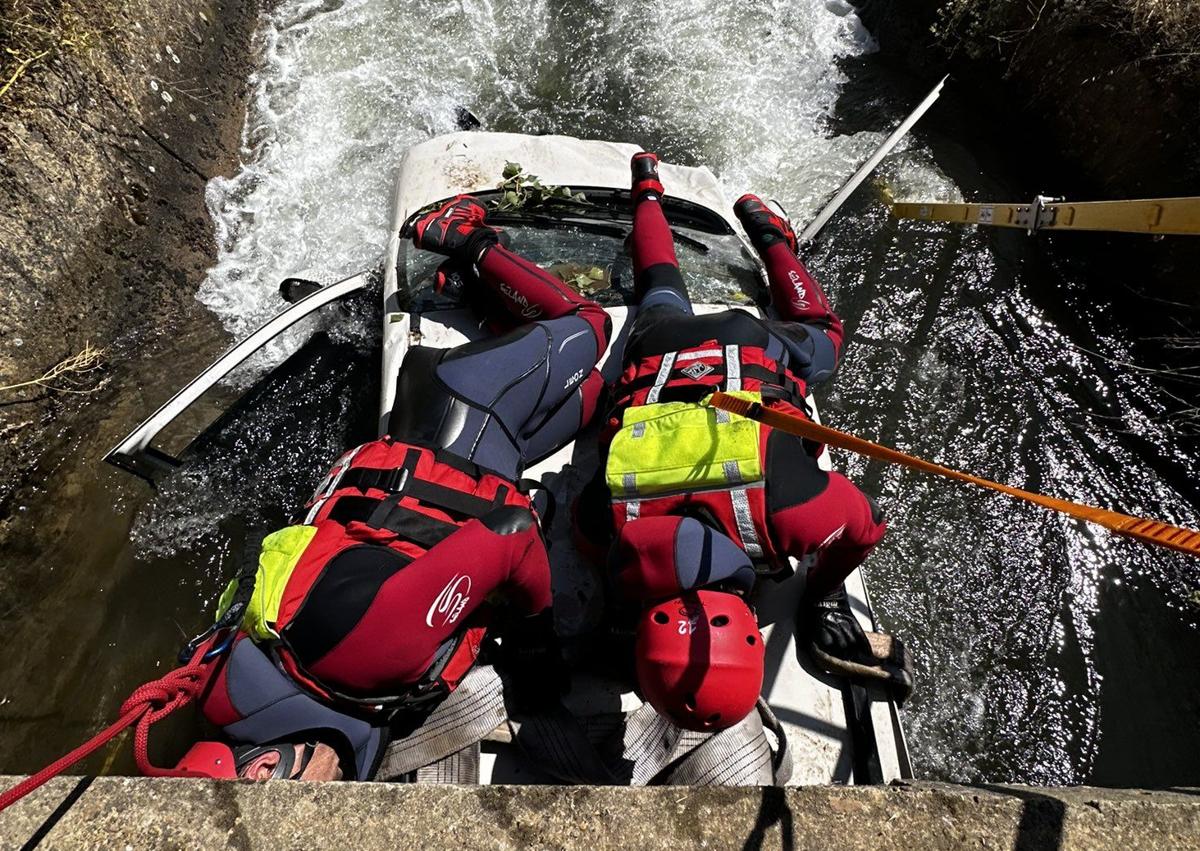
17, 0, 1196, 784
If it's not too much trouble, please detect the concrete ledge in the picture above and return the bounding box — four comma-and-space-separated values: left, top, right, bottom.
1, 777, 1198, 850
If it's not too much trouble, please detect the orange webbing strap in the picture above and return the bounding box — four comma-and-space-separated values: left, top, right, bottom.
709, 392, 1200, 557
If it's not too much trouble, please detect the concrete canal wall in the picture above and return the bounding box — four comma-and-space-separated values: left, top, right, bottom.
1, 777, 1198, 849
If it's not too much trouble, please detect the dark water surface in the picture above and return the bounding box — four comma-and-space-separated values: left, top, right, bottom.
0, 0, 1197, 786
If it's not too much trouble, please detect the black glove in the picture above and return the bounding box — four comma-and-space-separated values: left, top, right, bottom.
412, 195, 501, 263
801, 588, 872, 663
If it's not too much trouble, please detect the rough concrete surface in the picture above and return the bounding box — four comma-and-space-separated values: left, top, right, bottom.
0, 778, 1198, 850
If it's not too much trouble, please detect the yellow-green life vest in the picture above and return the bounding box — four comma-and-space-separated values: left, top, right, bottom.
605, 390, 765, 499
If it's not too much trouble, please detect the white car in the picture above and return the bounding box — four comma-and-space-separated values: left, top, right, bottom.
110, 130, 911, 786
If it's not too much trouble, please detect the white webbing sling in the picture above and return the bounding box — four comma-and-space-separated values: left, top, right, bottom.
508, 697, 791, 786
376, 665, 790, 786
375, 664, 507, 782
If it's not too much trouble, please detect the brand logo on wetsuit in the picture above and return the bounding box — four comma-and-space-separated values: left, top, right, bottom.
564, 367, 586, 390
787, 270, 810, 310
681, 362, 714, 381
818, 524, 846, 549
427, 574, 472, 628
498, 282, 543, 319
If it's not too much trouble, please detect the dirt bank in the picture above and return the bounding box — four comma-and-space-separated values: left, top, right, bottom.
855, 0, 1200, 199
0, 0, 262, 547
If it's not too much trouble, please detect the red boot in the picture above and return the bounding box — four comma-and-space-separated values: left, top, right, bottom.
631, 152, 665, 202
734, 194, 798, 255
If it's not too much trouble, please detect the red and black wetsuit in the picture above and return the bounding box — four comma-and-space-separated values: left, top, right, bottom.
614, 192, 884, 602
281, 240, 611, 699
203, 232, 612, 758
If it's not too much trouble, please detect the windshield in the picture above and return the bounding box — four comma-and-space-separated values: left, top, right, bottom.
397, 190, 765, 312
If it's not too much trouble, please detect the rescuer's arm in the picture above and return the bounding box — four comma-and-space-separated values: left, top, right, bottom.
483, 506, 565, 707
767, 468, 886, 603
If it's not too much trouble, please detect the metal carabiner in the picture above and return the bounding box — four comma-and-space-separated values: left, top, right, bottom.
179, 621, 238, 665
202, 628, 238, 662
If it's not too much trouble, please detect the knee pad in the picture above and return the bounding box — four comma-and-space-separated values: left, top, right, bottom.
388, 346, 471, 444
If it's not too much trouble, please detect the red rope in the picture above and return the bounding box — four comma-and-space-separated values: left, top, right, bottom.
0, 646, 214, 813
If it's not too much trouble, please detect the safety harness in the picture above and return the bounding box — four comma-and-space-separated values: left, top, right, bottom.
605, 335, 813, 571
612, 342, 810, 411
210, 439, 534, 724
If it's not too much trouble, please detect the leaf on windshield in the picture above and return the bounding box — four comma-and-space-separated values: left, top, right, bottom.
549, 262, 611, 294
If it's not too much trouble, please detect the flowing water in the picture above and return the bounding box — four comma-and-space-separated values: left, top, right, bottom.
1, 0, 1198, 786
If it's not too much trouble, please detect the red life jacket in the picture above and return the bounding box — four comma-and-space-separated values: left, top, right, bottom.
606, 334, 813, 572
265, 438, 533, 711
610, 338, 811, 415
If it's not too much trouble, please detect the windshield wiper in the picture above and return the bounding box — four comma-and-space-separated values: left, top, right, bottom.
488, 211, 628, 239
489, 210, 711, 253
670, 231, 710, 253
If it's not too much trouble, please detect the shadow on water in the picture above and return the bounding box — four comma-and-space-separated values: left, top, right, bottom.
0, 312, 379, 773
816, 51, 1200, 786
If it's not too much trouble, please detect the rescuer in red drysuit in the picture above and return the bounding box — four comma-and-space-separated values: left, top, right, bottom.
178, 196, 612, 781
583, 153, 907, 729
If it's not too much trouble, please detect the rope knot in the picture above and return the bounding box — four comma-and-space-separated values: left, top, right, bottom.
119, 663, 206, 716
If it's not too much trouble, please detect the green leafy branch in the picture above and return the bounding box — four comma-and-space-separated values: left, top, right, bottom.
549, 262, 610, 296
492, 161, 588, 212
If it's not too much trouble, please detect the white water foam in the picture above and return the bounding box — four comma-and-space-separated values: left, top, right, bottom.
198, 0, 879, 354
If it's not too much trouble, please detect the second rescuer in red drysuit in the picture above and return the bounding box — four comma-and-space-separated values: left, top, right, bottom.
587, 153, 908, 732
177, 196, 611, 782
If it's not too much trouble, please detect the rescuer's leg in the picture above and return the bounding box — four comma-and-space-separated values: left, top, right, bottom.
734, 194, 845, 385
630, 152, 693, 317
410, 195, 612, 471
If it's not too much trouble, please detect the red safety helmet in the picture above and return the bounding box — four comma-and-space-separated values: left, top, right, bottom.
635, 589, 765, 732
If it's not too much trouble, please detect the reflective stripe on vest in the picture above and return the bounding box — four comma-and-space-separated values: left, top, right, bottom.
724, 344, 742, 392
613, 333, 809, 414
645, 351, 678, 404
304, 444, 364, 524
728, 486, 763, 558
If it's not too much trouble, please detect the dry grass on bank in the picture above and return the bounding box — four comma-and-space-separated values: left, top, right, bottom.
932, 0, 1200, 77
1125, 0, 1200, 56
0, 343, 108, 396
0, 0, 127, 106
